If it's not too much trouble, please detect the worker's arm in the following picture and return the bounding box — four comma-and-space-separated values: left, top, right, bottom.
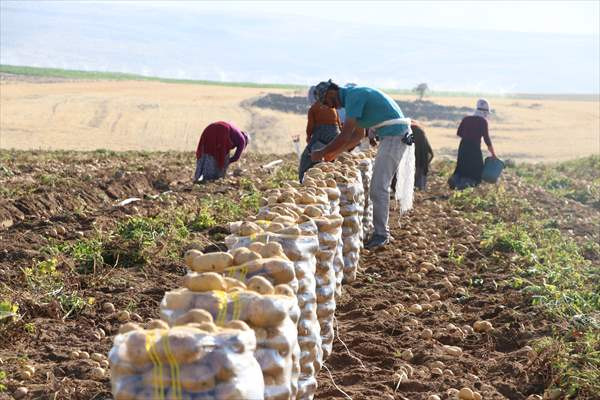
229, 129, 246, 163
306, 107, 315, 143
311, 117, 363, 161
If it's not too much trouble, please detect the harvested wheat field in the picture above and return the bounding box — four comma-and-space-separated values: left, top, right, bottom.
1, 76, 598, 162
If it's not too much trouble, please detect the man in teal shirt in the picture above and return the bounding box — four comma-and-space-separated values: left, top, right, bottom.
311, 80, 415, 249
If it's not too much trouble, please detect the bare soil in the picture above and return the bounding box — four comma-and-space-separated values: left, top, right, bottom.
1, 150, 598, 399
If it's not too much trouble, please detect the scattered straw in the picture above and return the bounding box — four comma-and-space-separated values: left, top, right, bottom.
322, 363, 353, 400
333, 315, 367, 370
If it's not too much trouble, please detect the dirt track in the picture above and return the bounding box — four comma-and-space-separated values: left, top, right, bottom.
1, 150, 598, 399
1, 78, 598, 162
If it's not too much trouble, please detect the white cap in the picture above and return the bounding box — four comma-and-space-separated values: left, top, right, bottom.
476, 98, 490, 112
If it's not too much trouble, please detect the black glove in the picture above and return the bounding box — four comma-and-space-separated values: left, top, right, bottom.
401, 132, 414, 145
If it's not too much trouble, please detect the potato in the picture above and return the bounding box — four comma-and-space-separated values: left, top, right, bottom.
124, 330, 152, 365
259, 242, 286, 259
90, 367, 106, 380
265, 222, 286, 233
238, 221, 263, 236
262, 258, 295, 283
162, 288, 194, 310
224, 320, 251, 331
458, 388, 475, 400
119, 322, 142, 334
231, 248, 262, 265
473, 320, 493, 333
188, 252, 234, 273
222, 276, 246, 291
248, 242, 265, 253
140, 367, 173, 393
400, 349, 413, 361
19, 370, 32, 380
154, 322, 211, 364
248, 297, 287, 327
117, 310, 131, 322
274, 284, 294, 297
277, 226, 302, 236
473, 393, 482, 400
183, 249, 203, 267
421, 329, 433, 339
174, 309, 214, 326
443, 345, 463, 357
273, 216, 297, 226
179, 363, 216, 392
246, 275, 275, 295
303, 205, 322, 218
409, 304, 423, 314
184, 272, 227, 292
430, 367, 443, 376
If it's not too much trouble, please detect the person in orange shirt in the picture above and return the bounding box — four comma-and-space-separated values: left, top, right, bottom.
298, 83, 342, 181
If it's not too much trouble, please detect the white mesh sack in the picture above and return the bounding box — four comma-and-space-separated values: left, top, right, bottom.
160, 267, 300, 400
109, 322, 264, 400
225, 219, 321, 400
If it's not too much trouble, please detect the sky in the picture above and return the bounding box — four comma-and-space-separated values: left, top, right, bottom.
1, 1, 599, 93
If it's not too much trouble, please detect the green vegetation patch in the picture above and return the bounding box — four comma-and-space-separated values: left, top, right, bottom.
515, 155, 600, 208
0, 64, 303, 89
449, 167, 600, 397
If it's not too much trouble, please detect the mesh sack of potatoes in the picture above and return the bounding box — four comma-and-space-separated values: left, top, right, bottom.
109, 322, 263, 400
295, 170, 346, 297
254, 202, 342, 361
183, 244, 299, 294
329, 167, 364, 283
259, 185, 331, 217
302, 170, 341, 216
159, 269, 300, 400
357, 157, 374, 238
225, 219, 321, 400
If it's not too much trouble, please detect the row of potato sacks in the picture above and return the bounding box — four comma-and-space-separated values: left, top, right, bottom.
108, 152, 374, 400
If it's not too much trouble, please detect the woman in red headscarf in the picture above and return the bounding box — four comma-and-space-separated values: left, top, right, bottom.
193, 121, 249, 182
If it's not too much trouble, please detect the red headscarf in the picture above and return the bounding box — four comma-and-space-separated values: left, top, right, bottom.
196, 121, 233, 168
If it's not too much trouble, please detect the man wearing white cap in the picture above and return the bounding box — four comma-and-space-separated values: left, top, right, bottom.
448, 98, 497, 189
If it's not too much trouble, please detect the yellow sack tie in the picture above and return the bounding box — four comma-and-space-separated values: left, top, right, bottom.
230, 291, 242, 321
145, 330, 165, 400
162, 332, 182, 400
214, 290, 228, 325
214, 289, 243, 325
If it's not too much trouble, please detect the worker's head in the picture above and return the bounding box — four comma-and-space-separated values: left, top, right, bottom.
314, 79, 341, 108
474, 98, 490, 118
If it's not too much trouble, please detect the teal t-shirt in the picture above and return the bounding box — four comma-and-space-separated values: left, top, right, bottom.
339, 86, 409, 137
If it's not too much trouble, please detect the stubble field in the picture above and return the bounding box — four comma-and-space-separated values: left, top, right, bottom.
1, 75, 598, 162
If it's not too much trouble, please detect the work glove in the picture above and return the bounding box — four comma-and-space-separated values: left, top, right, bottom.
401, 132, 414, 145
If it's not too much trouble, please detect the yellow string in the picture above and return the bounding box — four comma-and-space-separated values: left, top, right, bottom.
231, 291, 242, 321
214, 290, 229, 326
145, 331, 165, 400
162, 331, 182, 400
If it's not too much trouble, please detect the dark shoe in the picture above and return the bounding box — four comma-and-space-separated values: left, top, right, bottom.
365, 234, 389, 250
